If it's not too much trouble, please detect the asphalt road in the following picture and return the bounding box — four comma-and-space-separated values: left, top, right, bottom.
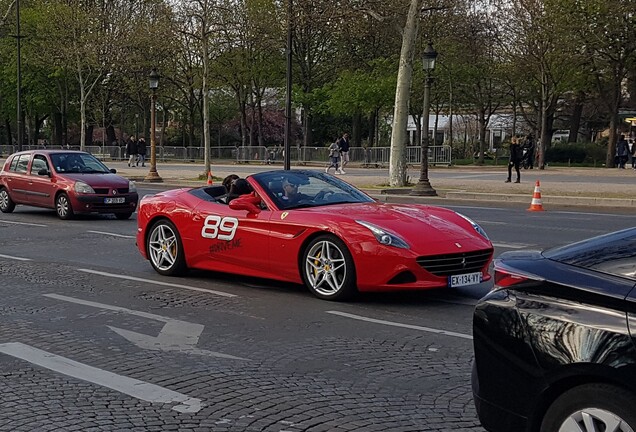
0, 193, 634, 431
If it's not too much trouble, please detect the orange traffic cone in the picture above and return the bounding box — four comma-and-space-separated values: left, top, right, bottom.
527, 180, 545, 211
207, 171, 213, 185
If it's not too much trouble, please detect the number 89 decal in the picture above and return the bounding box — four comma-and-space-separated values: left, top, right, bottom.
201, 215, 239, 241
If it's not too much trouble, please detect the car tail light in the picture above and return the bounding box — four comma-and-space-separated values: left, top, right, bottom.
494, 269, 528, 287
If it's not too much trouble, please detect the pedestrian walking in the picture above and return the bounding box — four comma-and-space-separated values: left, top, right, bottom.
616, 134, 629, 169
523, 134, 535, 169
325, 140, 343, 174
126, 137, 138, 167
336, 133, 350, 173
136, 138, 147, 167
505, 135, 522, 183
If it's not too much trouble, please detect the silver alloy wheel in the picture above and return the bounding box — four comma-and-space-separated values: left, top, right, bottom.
56, 195, 70, 218
0, 190, 9, 210
304, 240, 347, 296
148, 223, 179, 271
558, 408, 634, 432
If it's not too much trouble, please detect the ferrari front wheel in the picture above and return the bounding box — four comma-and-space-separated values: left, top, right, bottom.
301, 234, 356, 301
147, 219, 187, 276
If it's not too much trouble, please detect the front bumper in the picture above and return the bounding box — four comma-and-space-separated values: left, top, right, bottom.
73, 193, 139, 213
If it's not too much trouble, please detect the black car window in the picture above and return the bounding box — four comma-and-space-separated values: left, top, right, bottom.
15, 155, 29, 173
30, 155, 49, 175
544, 228, 636, 280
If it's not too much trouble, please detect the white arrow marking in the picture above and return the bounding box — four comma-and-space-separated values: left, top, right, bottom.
44, 293, 248, 361
0, 342, 202, 413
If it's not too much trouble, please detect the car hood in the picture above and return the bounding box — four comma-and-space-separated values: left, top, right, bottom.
60, 173, 130, 187
305, 202, 490, 247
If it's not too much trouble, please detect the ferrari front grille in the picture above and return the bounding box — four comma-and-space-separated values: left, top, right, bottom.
416, 249, 492, 276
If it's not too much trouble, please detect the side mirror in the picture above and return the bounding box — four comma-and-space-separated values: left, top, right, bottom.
110, 168, 117, 174
229, 193, 262, 215
38, 168, 50, 177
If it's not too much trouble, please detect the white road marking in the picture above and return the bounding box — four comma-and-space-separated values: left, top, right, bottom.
76, 268, 237, 298
44, 293, 172, 322
492, 242, 532, 249
87, 230, 135, 239
0, 253, 32, 261
0, 342, 203, 413
0, 219, 47, 227
44, 294, 248, 360
326, 311, 473, 340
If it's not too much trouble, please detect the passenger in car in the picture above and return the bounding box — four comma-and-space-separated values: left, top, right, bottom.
221, 174, 239, 192
226, 178, 252, 204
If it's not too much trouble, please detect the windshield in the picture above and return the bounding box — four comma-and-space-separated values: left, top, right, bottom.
251, 170, 374, 210
50, 153, 111, 174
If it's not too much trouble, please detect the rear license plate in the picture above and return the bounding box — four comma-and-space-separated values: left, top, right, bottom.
104, 197, 125, 204
449, 272, 482, 287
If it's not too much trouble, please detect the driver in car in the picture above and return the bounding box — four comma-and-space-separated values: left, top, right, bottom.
281, 177, 311, 205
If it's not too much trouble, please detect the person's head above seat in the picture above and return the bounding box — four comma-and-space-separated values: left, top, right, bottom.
282, 177, 300, 196
222, 174, 240, 191
229, 178, 252, 196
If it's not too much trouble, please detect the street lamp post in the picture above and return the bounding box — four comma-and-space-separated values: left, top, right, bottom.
411, 43, 438, 196
145, 70, 163, 182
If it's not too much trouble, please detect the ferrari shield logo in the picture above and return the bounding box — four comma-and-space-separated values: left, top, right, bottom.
281, 212, 289, 220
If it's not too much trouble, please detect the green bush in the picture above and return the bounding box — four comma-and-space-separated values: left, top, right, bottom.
545, 142, 605, 164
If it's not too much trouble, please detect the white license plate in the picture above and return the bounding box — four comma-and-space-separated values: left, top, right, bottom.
104, 197, 125, 204
449, 272, 482, 287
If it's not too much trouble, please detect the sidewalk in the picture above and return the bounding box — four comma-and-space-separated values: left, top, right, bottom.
115, 162, 636, 209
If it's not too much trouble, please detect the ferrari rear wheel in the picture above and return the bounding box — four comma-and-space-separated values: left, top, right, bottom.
302, 234, 356, 301
147, 219, 187, 276
0, 188, 15, 213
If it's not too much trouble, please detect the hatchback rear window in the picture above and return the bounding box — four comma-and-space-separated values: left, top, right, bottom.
544, 228, 636, 280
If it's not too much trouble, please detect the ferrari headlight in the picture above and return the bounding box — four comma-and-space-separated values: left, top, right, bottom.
129, 181, 137, 193
356, 220, 409, 249
74, 181, 95, 194
456, 212, 489, 240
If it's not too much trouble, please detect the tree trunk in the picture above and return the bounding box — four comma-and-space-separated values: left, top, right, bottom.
568, 92, 584, 143
389, 0, 423, 187
477, 109, 487, 165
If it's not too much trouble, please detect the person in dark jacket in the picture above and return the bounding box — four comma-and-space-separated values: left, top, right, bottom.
616, 134, 629, 169
506, 135, 522, 183
136, 138, 147, 167
126, 137, 138, 167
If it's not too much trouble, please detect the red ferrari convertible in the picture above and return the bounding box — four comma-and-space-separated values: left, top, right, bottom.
136, 170, 493, 300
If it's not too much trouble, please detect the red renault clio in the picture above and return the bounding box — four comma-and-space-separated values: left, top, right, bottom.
0, 150, 138, 220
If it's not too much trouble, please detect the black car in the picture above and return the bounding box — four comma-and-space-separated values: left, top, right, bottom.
472, 228, 636, 432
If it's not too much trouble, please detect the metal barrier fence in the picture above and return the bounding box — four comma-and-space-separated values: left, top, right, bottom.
0, 144, 453, 166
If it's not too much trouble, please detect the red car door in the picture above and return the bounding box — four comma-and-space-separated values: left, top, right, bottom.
26, 154, 56, 208
4, 154, 32, 204
186, 199, 273, 276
